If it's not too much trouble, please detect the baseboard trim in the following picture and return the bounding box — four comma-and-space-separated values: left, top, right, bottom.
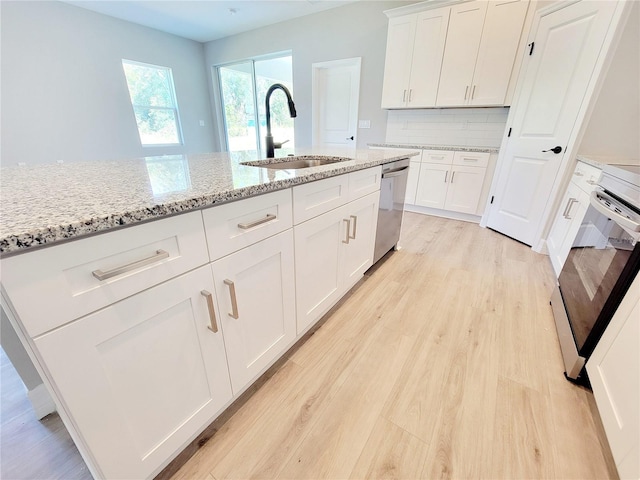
405, 204, 481, 224
27, 383, 56, 419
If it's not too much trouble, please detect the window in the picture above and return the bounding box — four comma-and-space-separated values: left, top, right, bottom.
218, 54, 294, 156
122, 60, 182, 146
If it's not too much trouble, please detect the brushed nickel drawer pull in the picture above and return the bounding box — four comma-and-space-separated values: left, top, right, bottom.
408, 89, 413, 102
451, 171, 456, 183
464, 85, 469, 100
201, 290, 218, 333
444, 171, 448, 183
471, 85, 476, 100
342, 219, 351, 244
224, 279, 239, 319
403, 89, 407, 102
92, 249, 169, 281
562, 197, 576, 218
349, 215, 357, 240
238, 214, 276, 230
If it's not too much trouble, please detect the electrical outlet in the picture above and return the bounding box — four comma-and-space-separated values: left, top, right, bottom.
358, 120, 371, 129
199, 120, 205, 127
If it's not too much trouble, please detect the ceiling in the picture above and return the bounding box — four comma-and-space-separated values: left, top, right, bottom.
64, 0, 358, 43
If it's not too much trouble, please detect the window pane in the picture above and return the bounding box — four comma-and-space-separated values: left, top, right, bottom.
219, 62, 258, 153
255, 56, 294, 153
145, 155, 191, 196
122, 60, 182, 146
133, 107, 180, 145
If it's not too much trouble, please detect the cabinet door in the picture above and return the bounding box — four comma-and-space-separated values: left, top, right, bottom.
415, 163, 449, 209
34, 266, 232, 480
407, 7, 450, 107
546, 182, 584, 277
405, 160, 421, 204
211, 230, 296, 394
444, 165, 486, 214
470, 0, 529, 106
436, 1, 488, 107
343, 191, 380, 290
294, 206, 346, 333
381, 14, 416, 108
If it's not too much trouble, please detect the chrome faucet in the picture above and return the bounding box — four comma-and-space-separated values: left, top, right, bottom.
265, 83, 296, 158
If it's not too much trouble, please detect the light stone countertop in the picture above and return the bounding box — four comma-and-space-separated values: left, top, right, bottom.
0, 148, 418, 256
576, 154, 640, 169
368, 143, 499, 154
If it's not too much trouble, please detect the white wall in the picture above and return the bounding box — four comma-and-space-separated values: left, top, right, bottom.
204, 1, 413, 150
1, 1, 218, 165
578, 1, 639, 160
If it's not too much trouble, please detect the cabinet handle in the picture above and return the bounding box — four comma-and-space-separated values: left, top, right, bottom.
462, 157, 477, 162
471, 85, 476, 100
444, 171, 448, 183
562, 198, 578, 219
342, 218, 351, 244
408, 89, 413, 102
201, 290, 218, 333
464, 86, 469, 100
451, 171, 456, 184
224, 279, 239, 319
92, 249, 169, 281
403, 90, 407, 102
349, 215, 357, 240
237, 214, 276, 230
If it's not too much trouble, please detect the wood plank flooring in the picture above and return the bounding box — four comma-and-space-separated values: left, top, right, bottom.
171, 213, 618, 480
0, 213, 617, 479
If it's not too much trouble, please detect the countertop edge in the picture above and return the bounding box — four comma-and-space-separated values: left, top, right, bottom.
368, 143, 499, 154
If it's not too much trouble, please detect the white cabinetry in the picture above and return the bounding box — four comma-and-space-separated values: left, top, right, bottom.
381, 7, 450, 108
34, 266, 232, 480
436, 0, 529, 107
587, 274, 640, 480
211, 230, 296, 394
415, 150, 490, 215
546, 161, 601, 277
294, 168, 381, 333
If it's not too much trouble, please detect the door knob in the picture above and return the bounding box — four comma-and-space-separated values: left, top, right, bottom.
346, 136, 354, 141
542, 146, 562, 154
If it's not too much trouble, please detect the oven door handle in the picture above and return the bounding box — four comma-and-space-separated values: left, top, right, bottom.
590, 190, 640, 232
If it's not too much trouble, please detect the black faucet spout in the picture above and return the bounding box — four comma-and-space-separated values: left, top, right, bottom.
265, 83, 296, 158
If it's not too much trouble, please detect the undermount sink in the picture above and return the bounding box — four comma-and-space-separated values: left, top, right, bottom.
242, 155, 350, 170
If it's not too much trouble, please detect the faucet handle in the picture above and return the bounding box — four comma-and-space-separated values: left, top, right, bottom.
273, 139, 289, 149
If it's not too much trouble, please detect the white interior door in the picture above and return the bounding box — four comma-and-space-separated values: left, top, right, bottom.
312, 58, 361, 149
486, 1, 619, 246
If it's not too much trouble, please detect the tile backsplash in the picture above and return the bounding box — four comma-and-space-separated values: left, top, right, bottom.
385, 107, 509, 148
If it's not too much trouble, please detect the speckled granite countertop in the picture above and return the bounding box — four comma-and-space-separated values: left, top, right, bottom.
0, 148, 418, 256
576, 154, 639, 169
369, 143, 499, 154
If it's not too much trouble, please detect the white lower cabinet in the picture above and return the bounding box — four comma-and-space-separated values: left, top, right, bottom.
444, 165, 486, 214
295, 191, 379, 333
211, 230, 296, 394
546, 161, 601, 277
34, 266, 233, 480
415, 163, 450, 209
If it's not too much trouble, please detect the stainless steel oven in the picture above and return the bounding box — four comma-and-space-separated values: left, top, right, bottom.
551, 164, 640, 384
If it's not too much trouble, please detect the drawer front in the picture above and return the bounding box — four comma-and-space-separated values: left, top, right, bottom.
292, 174, 349, 224
423, 150, 454, 165
452, 151, 490, 168
572, 161, 601, 194
202, 189, 293, 261
348, 166, 382, 202
1, 211, 209, 337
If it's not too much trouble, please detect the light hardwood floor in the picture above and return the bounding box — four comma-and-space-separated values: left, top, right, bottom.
171, 213, 618, 480
0, 214, 617, 479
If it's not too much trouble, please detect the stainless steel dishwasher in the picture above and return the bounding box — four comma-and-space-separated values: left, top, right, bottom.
373, 158, 410, 264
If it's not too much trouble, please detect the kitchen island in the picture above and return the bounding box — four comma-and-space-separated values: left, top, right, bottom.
0, 147, 417, 479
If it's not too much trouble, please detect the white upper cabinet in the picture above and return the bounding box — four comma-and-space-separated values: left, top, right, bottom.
381, 7, 450, 108
436, 0, 529, 107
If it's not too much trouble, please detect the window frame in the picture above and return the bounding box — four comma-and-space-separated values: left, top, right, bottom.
122, 59, 184, 147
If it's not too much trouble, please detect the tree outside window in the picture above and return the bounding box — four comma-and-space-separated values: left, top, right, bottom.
122, 60, 183, 146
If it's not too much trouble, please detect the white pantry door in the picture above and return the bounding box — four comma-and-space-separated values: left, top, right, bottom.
486, 1, 618, 245
312, 58, 361, 149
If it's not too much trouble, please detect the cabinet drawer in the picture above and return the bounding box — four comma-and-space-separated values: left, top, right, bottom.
572, 161, 601, 194
293, 174, 349, 224
202, 189, 293, 261
348, 166, 382, 202
422, 150, 454, 165
452, 151, 490, 168
1, 211, 209, 337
